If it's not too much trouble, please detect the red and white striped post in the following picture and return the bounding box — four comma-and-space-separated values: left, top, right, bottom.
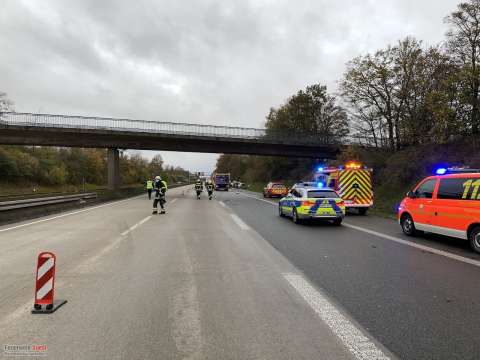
34, 252, 56, 310
32, 252, 66, 313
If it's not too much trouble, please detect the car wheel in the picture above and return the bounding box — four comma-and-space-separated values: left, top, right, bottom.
469, 226, 480, 254
279, 205, 285, 217
401, 214, 417, 236
263, 192, 266, 198
332, 218, 342, 226
292, 208, 301, 224
358, 208, 368, 216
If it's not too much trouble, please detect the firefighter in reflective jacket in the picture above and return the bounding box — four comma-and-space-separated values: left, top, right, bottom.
152, 176, 168, 214
206, 180, 214, 200
146, 178, 154, 199
194, 180, 203, 199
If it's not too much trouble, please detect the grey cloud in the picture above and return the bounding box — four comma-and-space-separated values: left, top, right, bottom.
0, 0, 461, 171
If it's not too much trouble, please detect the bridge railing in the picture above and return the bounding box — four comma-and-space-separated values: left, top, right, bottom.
0, 112, 351, 146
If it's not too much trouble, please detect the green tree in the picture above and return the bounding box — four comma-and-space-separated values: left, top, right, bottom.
266, 84, 348, 143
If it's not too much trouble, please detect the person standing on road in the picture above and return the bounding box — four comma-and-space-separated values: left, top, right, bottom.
194, 179, 203, 199
206, 180, 214, 200
152, 175, 168, 214
146, 178, 154, 199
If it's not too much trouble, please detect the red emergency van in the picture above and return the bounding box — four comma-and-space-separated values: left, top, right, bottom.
398, 168, 480, 253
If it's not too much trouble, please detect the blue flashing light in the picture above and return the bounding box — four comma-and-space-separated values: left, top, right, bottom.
317, 167, 324, 172
317, 182, 324, 188
435, 168, 447, 175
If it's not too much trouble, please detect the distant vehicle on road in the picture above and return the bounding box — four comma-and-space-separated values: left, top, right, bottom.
314, 162, 373, 215
231, 180, 245, 189
279, 185, 345, 225
263, 182, 288, 198
398, 168, 480, 253
213, 173, 230, 191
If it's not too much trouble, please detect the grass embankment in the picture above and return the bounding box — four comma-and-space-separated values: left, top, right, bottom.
245, 183, 265, 193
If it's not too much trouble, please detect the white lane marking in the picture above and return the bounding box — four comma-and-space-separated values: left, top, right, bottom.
171, 234, 202, 358
170, 198, 177, 204
239, 192, 480, 268
121, 216, 151, 236
0, 195, 143, 233
219, 201, 226, 207
36, 278, 53, 299
240, 192, 277, 205
230, 214, 250, 230
37, 258, 54, 279
342, 223, 480, 268
284, 273, 390, 360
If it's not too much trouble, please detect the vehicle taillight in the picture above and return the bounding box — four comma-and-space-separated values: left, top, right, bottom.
302, 200, 315, 206
337, 201, 344, 207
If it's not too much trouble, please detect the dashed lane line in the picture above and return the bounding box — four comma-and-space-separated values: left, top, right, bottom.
230, 214, 251, 231
284, 273, 390, 360
120, 216, 151, 236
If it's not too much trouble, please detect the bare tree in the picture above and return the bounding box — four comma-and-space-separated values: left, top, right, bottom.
445, 0, 480, 134
0, 92, 13, 116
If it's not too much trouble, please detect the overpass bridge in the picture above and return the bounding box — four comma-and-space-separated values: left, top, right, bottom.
0, 112, 347, 189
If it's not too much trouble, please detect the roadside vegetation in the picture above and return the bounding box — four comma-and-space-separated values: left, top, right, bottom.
215, 0, 480, 217
0, 145, 190, 195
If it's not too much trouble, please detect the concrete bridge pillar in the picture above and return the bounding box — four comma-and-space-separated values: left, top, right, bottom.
107, 148, 120, 191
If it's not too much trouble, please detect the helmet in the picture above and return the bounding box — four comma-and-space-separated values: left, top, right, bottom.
155, 175, 161, 180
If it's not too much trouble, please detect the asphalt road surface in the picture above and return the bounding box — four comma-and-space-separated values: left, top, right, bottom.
0, 187, 478, 359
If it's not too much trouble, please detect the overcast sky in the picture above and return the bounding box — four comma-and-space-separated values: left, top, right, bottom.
0, 0, 460, 172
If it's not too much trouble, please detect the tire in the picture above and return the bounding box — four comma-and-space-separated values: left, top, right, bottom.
401, 214, 417, 236
468, 226, 480, 254
332, 218, 342, 226
358, 208, 368, 216
292, 208, 301, 224
279, 205, 285, 217
263, 192, 266, 198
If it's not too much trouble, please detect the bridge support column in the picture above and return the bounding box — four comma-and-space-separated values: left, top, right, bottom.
107, 148, 120, 191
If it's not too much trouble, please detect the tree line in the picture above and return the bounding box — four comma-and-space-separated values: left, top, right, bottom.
216, 0, 480, 183
0, 145, 189, 187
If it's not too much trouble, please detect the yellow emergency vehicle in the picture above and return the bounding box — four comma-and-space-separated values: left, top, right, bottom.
314, 162, 373, 215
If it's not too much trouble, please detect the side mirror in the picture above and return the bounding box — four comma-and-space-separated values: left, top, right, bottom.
406, 191, 415, 199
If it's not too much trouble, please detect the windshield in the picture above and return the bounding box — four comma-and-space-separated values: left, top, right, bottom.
215, 175, 229, 183
307, 190, 340, 198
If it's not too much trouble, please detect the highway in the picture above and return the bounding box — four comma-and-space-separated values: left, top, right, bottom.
1, 186, 479, 359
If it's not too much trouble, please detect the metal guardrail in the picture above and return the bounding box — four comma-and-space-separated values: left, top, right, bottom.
0, 193, 97, 212
0, 112, 349, 146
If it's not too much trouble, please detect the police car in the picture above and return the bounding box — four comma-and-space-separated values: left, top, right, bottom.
398, 168, 480, 253
278, 182, 345, 225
